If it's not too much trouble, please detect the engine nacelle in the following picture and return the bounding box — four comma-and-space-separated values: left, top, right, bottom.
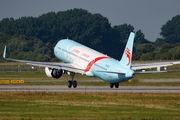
45, 67, 63, 79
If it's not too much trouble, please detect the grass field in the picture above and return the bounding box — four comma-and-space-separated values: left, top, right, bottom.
0, 62, 180, 119
0, 92, 180, 119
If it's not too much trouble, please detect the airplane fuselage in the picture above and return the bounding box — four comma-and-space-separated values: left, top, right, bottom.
54, 39, 134, 83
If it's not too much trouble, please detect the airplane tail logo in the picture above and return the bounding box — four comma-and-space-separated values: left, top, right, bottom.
125, 47, 131, 66
119, 32, 135, 68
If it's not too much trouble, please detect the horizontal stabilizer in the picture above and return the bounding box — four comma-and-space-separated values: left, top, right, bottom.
96, 70, 125, 75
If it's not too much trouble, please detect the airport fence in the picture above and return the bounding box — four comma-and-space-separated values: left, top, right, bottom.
0, 64, 44, 72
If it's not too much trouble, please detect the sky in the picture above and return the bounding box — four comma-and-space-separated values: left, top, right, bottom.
0, 0, 180, 42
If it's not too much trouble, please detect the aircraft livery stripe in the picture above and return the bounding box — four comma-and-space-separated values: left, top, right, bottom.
84, 57, 112, 72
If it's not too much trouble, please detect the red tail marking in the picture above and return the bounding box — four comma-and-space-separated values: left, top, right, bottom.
125, 47, 131, 66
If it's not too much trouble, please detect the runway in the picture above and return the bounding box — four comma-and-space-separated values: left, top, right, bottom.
0, 85, 180, 93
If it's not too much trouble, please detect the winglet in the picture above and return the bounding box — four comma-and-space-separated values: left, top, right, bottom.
119, 32, 135, 68
3, 46, 6, 58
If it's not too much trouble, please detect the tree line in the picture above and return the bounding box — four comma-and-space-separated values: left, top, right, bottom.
0, 8, 180, 62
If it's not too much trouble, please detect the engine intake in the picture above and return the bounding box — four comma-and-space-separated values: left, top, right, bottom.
45, 67, 63, 79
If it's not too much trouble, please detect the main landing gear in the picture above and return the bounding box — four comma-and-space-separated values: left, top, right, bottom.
68, 72, 77, 88
110, 83, 119, 88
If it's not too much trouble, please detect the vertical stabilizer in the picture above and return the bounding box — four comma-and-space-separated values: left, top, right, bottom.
119, 32, 135, 68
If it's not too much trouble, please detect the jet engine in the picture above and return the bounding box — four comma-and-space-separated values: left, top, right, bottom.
45, 67, 63, 79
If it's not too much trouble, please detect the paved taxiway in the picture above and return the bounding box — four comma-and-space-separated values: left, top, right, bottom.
0, 85, 180, 93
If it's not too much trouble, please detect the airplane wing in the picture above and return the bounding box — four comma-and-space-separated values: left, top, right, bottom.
131, 61, 180, 70
3, 46, 85, 74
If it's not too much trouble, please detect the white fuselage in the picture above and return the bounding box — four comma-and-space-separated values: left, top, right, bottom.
54, 39, 134, 83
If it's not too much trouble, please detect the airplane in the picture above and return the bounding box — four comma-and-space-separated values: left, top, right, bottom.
3, 32, 180, 88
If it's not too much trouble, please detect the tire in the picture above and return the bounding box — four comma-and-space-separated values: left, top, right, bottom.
115, 83, 119, 88
68, 80, 72, 88
110, 83, 114, 88
73, 81, 77, 88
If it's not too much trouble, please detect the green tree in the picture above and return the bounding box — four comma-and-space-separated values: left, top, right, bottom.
154, 38, 165, 47
134, 30, 151, 44
0, 8, 152, 61
111, 24, 134, 42
132, 44, 155, 60
160, 15, 180, 44
160, 43, 175, 53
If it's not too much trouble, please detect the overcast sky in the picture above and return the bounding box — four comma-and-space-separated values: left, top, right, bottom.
0, 0, 180, 42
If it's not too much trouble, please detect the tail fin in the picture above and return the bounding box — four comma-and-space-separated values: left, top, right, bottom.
119, 32, 135, 68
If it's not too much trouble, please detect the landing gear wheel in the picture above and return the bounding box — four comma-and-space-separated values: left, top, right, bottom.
68, 80, 72, 88
115, 83, 119, 88
73, 81, 77, 88
110, 83, 114, 88
67, 72, 77, 88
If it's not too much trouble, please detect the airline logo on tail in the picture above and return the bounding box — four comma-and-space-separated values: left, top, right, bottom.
125, 47, 131, 66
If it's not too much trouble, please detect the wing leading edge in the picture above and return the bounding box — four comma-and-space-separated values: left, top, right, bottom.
3, 46, 85, 74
